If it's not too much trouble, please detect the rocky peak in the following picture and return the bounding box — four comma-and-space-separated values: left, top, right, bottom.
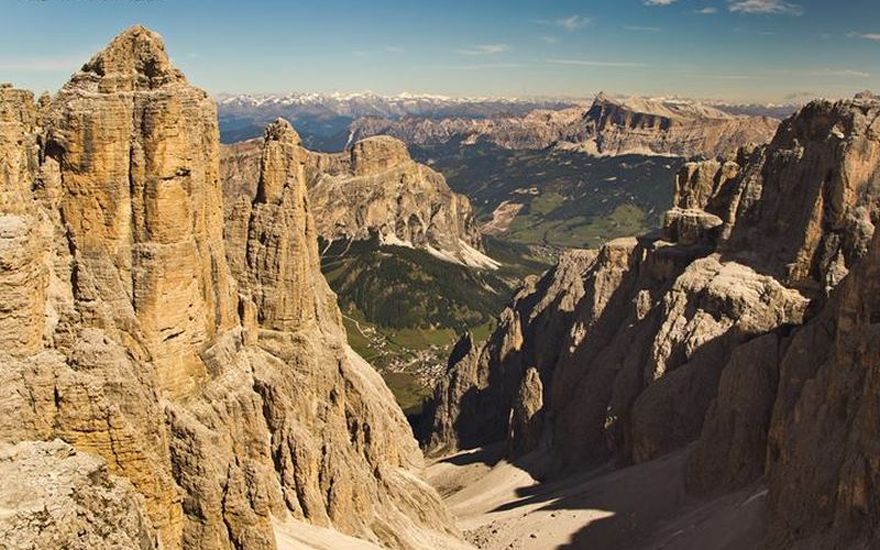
263, 116, 302, 145
73, 25, 184, 92
350, 135, 412, 176
711, 95, 880, 292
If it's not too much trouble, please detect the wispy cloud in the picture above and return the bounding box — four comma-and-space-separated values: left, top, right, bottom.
431, 63, 526, 71
850, 32, 880, 42
541, 36, 559, 44
695, 7, 718, 14
556, 15, 590, 31
807, 68, 870, 78
548, 58, 647, 68
728, 0, 803, 15
384, 46, 406, 53
624, 25, 662, 32
535, 15, 591, 32
457, 44, 510, 55
686, 67, 870, 80
644, 0, 677, 5
784, 91, 815, 100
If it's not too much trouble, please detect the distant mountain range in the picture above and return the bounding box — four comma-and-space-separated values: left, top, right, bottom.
218, 91, 794, 157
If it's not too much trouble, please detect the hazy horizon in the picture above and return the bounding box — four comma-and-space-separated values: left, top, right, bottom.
1, 0, 879, 103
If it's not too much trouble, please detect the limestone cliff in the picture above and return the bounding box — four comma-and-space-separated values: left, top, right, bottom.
222, 133, 494, 269
0, 26, 461, 550
566, 93, 780, 158
423, 94, 880, 546
348, 94, 778, 159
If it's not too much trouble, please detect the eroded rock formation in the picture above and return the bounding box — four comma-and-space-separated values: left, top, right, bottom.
0, 26, 461, 550
222, 131, 495, 269
423, 93, 880, 547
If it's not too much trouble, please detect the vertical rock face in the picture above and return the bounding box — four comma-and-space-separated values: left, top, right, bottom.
571, 92, 780, 158
423, 94, 880, 545
765, 229, 880, 548
44, 26, 237, 397
0, 26, 460, 550
221, 133, 494, 270
238, 119, 325, 331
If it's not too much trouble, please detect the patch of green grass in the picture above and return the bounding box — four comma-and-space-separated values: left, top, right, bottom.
382, 372, 432, 415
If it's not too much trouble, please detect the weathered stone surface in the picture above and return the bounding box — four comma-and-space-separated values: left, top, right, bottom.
0, 440, 156, 550
222, 132, 493, 269
570, 93, 779, 158
507, 367, 544, 457
44, 25, 238, 398
0, 25, 461, 550
723, 97, 880, 292
765, 229, 880, 548
686, 332, 783, 495
423, 94, 879, 527
662, 207, 723, 246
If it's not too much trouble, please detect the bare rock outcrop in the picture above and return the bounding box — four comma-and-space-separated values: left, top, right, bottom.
567, 93, 779, 158
0, 26, 461, 550
0, 440, 156, 550
764, 228, 880, 548
222, 132, 496, 269
423, 94, 880, 550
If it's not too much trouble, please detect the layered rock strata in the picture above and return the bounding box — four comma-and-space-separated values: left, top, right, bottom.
0, 26, 460, 550
349, 93, 779, 159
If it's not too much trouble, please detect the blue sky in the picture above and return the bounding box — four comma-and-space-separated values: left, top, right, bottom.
1, 0, 879, 102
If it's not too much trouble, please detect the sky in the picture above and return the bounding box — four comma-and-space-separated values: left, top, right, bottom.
1, 0, 879, 102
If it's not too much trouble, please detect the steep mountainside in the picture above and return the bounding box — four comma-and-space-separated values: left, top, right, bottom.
222, 123, 509, 418
0, 26, 464, 550
422, 94, 880, 547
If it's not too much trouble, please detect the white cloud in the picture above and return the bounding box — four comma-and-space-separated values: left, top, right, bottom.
851, 32, 880, 42
695, 7, 718, 14
728, 0, 803, 15
556, 15, 590, 31
644, 0, 677, 5
384, 46, 406, 53
541, 36, 559, 44
456, 44, 510, 55
807, 69, 870, 78
548, 58, 647, 68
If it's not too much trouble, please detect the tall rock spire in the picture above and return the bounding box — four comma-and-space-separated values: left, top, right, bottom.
45, 24, 237, 397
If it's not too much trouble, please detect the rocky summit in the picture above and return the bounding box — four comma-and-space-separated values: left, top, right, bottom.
422, 93, 880, 548
0, 26, 464, 550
